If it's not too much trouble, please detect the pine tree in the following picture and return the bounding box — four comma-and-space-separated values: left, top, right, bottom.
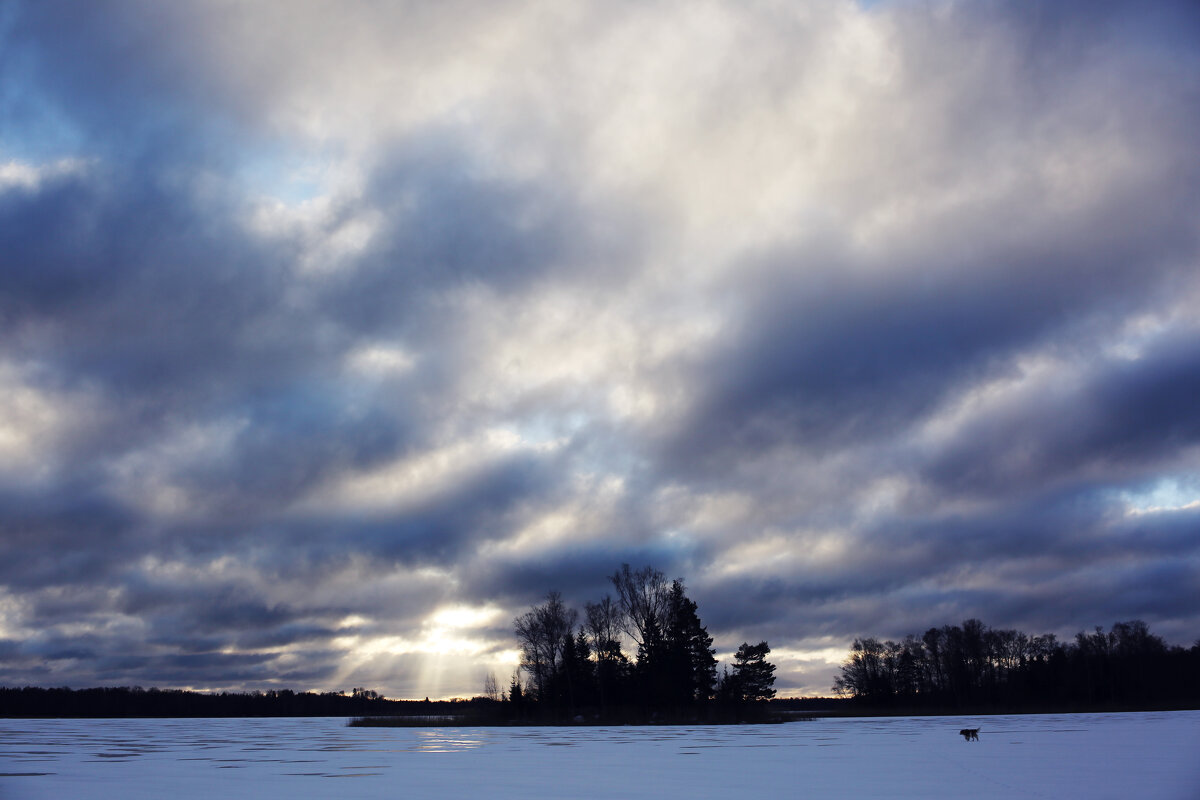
731, 641, 777, 702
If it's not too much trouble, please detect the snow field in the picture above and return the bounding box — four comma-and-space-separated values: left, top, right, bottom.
1, 711, 1197, 800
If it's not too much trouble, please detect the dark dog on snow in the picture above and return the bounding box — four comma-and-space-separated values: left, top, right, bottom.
959, 728, 980, 742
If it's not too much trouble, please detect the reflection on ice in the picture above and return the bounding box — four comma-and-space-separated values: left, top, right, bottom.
412, 729, 486, 752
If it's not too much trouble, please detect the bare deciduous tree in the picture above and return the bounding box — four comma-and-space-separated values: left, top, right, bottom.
585, 595, 624, 663
609, 563, 669, 648
513, 591, 578, 702
482, 671, 500, 702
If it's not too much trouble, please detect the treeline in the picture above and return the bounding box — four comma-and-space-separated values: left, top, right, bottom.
0, 686, 484, 718
507, 564, 776, 722
833, 619, 1200, 711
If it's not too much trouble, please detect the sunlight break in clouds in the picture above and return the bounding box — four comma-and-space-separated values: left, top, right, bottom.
1, 0, 1199, 698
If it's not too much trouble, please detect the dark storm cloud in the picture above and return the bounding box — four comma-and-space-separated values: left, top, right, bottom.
464, 540, 701, 609
0, 486, 137, 588
923, 332, 1200, 499
660, 140, 1200, 474
337, 451, 569, 567
0, 168, 294, 400
87, 651, 284, 689
338, 142, 574, 304
698, 479, 1200, 648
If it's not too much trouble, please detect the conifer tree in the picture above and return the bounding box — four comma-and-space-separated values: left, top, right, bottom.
664, 580, 717, 705
731, 641, 777, 702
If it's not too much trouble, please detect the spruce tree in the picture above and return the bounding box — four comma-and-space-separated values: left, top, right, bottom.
664, 580, 717, 706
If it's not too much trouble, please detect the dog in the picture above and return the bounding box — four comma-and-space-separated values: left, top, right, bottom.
959, 728, 980, 742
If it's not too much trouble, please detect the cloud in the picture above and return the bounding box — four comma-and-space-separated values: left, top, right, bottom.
1, 0, 1198, 698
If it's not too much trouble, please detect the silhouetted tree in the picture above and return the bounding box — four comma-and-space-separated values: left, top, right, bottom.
922, 627, 946, 698
730, 641, 777, 702
833, 619, 1199, 711
513, 591, 578, 709
663, 580, 717, 706
508, 565, 730, 720
559, 629, 595, 710
482, 671, 500, 702
585, 595, 629, 711
632, 613, 668, 707
610, 563, 670, 650
507, 671, 526, 718
833, 637, 887, 700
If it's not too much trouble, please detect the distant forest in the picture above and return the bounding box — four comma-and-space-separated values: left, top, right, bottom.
833, 619, 1200, 711
505, 565, 777, 723
0, 686, 481, 719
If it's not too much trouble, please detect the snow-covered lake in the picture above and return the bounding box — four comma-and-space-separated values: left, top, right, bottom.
2, 711, 1197, 799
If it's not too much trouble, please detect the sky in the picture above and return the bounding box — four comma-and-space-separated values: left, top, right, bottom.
1, 0, 1199, 699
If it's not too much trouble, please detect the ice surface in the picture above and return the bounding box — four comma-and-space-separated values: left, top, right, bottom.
1, 711, 1197, 800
